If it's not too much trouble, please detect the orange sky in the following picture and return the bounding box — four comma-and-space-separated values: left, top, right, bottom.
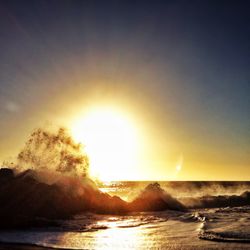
0, 1, 249, 180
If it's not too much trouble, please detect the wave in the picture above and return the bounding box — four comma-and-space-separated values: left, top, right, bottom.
1, 127, 250, 232
1, 165, 250, 230
196, 206, 250, 243
129, 182, 186, 212
180, 191, 250, 209
162, 181, 250, 198
12, 127, 89, 178
0, 168, 186, 229
199, 230, 250, 243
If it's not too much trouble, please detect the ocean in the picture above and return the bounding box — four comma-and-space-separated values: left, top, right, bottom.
0, 181, 250, 250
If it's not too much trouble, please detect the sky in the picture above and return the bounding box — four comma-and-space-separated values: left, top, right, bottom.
0, 0, 249, 180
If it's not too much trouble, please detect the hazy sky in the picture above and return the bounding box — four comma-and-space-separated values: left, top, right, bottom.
0, 0, 249, 180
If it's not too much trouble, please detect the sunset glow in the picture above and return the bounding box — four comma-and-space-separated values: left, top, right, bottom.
0, 1, 249, 181
71, 107, 140, 181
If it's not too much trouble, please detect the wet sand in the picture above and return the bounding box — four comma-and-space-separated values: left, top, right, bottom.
1, 243, 250, 250
0, 244, 48, 250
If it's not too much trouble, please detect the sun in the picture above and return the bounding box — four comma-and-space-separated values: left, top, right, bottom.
70, 107, 140, 181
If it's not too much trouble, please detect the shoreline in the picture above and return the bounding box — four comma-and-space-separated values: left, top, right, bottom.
0, 243, 70, 250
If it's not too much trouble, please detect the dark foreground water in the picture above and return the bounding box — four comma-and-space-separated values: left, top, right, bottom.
0, 181, 250, 250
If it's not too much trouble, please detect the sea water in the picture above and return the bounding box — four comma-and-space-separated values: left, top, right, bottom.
0, 181, 250, 250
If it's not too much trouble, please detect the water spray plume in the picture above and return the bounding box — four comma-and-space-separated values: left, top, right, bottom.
16, 127, 89, 177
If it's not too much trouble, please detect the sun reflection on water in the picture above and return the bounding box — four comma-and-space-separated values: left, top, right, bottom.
92, 226, 143, 250
56, 217, 155, 250
56, 224, 144, 250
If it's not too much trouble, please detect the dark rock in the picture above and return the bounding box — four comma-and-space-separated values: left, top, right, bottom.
129, 182, 186, 212
0, 168, 14, 183
0, 168, 186, 229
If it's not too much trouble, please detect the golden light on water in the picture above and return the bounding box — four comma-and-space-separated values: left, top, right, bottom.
56, 223, 145, 249
71, 107, 141, 181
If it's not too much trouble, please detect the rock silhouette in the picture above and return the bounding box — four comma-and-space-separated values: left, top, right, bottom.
0, 168, 185, 229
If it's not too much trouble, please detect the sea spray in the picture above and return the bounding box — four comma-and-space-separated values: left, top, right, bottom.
15, 127, 89, 178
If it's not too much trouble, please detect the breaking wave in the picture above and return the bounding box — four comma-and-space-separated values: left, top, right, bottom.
0, 127, 187, 229
197, 206, 250, 243
180, 191, 250, 208
15, 127, 89, 178
1, 125, 250, 245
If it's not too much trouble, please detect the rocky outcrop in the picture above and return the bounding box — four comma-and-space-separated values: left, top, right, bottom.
0, 168, 186, 229
129, 182, 186, 212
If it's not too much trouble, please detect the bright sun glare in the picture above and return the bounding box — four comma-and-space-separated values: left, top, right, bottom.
71, 107, 139, 181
